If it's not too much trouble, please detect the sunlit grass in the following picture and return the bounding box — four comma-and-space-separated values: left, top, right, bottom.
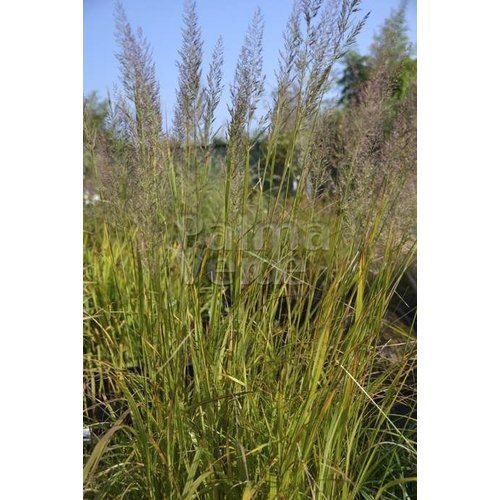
83, 1, 416, 497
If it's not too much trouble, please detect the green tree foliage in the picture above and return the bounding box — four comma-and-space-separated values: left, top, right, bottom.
83, 92, 110, 179
338, 2, 416, 122
370, 1, 413, 69
338, 51, 370, 105
369, 1, 416, 132
83, 91, 109, 137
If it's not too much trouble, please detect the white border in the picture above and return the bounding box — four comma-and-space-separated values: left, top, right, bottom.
1, 0, 82, 497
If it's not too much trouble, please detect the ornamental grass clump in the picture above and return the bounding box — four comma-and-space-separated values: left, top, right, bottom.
84, 1, 416, 498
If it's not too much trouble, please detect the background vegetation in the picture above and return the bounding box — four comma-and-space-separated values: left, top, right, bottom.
83, 1, 416, 497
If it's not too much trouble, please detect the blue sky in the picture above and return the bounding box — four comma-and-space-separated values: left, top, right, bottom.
84, 0, 416, 129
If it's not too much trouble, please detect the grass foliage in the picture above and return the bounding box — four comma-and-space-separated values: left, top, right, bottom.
84, 1, 416, 498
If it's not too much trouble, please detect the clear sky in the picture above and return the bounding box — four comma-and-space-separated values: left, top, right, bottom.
84, 0, 416, 129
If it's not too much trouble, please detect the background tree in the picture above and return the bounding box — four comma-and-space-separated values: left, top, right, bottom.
83, 92, 112, 193
338, 51, 370, 105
